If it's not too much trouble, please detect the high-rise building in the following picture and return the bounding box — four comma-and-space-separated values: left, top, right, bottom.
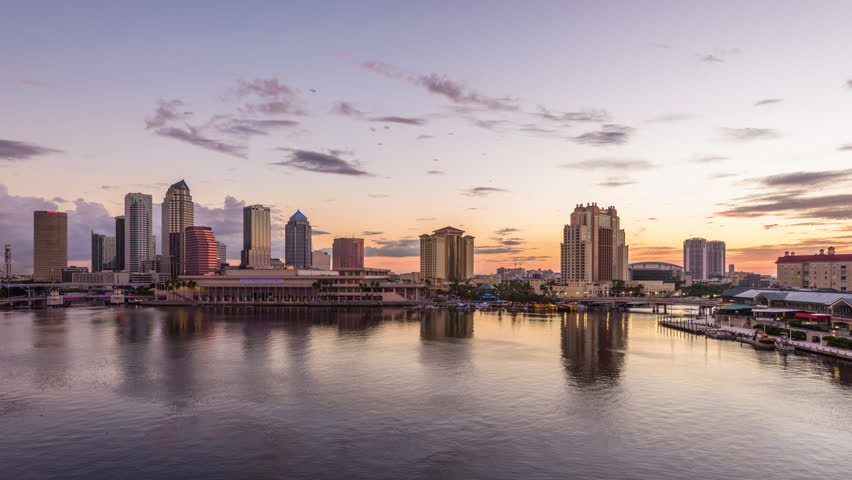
707, 241, 726, 279
776, 247, 852, 290
161, 180, 194, 278
102, 237, 116, 271
124, 193, 153, 273
332, 237, 364, 269
241, 205, 271, 269
185, 226, 218, 276
560, 204, 628, 285
3, 245, 10, 278
91, 232, 106, 272
114, 216, 125, 271
33, 211, 68, 282
419, 226, 475, 283
683, 238, 726, 281
61, 266, 88, 283
285, 210, 312, 268
217, 241, 227, 269
312, 250, 331, 270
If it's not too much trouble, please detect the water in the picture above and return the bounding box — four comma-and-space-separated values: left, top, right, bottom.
1, 306, 851, 480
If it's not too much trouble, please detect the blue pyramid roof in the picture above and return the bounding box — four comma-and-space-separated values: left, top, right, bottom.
291, 209, 306, 218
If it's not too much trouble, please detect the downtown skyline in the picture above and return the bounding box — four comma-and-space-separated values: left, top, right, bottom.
4, 1, 852, 275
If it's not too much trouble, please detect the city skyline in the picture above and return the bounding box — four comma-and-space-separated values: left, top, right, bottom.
4, 2, 852, 275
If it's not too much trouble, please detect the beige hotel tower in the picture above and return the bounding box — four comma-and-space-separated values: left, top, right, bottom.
419, 226, 474, 283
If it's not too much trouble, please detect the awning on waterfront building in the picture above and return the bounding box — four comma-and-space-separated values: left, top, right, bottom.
753, 308, 801, 314
795, 312, 831, 319
717, 303, 755, 312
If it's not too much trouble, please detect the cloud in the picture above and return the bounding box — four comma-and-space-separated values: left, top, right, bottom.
719, 127, 780, 141
330, 102, 365, 117
701, 54, 724, 63
231, 78, 305, 116
367, 193, 388, 198
426, 170, 446, 176
536, 107, 610, 123
763, 224, 779, 230
0, 139, 62, 161
756, 168, 852, 189
154, 126, 246, 158
754, 98, 783, 107
461, 187, 509, 197
416, 134, 434, 140
572, 124, 634, 146
837, 144, 852, 151
597, 177, 637, 187
233, 78, 295, 99
689, 155, 728, 164
361, 231, 383, 236
495, 228, 519, 235
707, 172, 736, 179
646, 113, 694, 123
365, 239, 419, 257
475, 246, 523, 255
560, 158, 653, 169
145, 99, 187, 129
217, 119, 298, 136
846, 79, 852, 90
361, 60, 518, 111
312, 230, 331, 236
271, 149, 370, 176
369, 116, 427, 126
717, 193, 852, 219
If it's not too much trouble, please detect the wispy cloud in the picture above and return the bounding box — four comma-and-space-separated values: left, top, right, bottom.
701, 54, 724, 63
837, 144, 852, 151
369, 116, 427, 126
426, 170, 446, 176
365, 239, 419, 257
689, 155, 728, 164
560, 158, 653, 169
597, 177, 637, 187
719, 127, 780, 141
572, 124, 634, 146
646, 113, 694, 123
754, 98, 783, 107
756, 168, 852, 189
272, 149, 371, 176
536, 107, 610, 123
330, 102, 365, 117
461, 187, 509, 197
362, 231, 383, 236
218, 119, 299, 136
0, 139, 61, 161
233, 77, 305, 116
155, 127, 246, 158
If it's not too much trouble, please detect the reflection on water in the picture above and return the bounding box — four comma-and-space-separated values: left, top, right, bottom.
0, 306, 851, 480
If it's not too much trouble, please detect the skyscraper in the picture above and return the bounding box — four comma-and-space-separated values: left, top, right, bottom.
217, 241, 227, 269
683, 238, 726, 281
241, 205, 271, 269
332, 237, 364, 269
124, 193, 153, 273
185, 226, 218, 275
560, 203, 628, 285
3, 245, 10, 278
33, 211, 68, 282
161, 180, 194, 278
419, 226, 474, 283
91, 232, 106, 272
114, 216, 125, 271
102, 236, 116, 271
285, 210, 312, 268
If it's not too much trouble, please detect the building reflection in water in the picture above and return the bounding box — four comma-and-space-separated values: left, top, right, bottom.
560, 311, 628, 386
31, 309, 69, 390
420, 310, 474, 340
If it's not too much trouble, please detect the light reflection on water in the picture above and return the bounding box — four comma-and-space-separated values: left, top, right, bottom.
1, 306, 851, 480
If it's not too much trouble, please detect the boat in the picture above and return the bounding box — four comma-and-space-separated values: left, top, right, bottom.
46, 289, 64, 307
109, 289, 125, 305
706, 329, 736, 340
775, 334, 796, 354
736, 331, 776, 350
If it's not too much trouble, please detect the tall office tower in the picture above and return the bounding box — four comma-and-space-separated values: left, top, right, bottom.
217, 241, 227, 269
560, 204, 628, 285
706, 241, 726, 279
161, 180, 194, 278
102, 237, 116, 271
285, 210, 312, 268
312, 250, 331, 270
419, 226, 475, 283
124, 193, 153, 273
683, 237, 708, 281
91, 232, 106, 272
241, 205, 271, 269
4, 245, 12, 278
332, 237, 364, 269
729, 264, 735, 275
184, 226, 218, 275
33, 211, 68, 282
114, 216, 126, 271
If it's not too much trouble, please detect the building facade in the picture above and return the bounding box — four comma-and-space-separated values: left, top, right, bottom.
776, 247, 852, 291
4, 245, 10, 278
61, 266, 88, 283
114, 216, 125, 271
33, 211, 68, 282
285, 210, 312, 268
184, 226, 218, 276
217, 241, 227, 269
241, 205, 271, 269
124, 193, 153, 273
91, 232, 106, 272
560, 204, 628, 285
628, 262, 683, 283
332, 237, 364, 269
706, 240, 726, 279
419, 226, 475, 283
161, 180, 194, 278
312, 250, 331, 270
683, 237, 726, 281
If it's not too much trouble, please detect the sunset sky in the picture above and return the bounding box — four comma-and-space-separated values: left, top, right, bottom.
3, 1, 852, 275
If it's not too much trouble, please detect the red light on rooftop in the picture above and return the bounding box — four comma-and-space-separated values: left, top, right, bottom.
46, 211, 58, 215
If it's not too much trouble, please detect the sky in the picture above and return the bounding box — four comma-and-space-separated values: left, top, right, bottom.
3, 0, 852, 275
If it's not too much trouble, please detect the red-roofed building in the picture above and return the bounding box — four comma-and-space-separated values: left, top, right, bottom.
776, 247, 851, 290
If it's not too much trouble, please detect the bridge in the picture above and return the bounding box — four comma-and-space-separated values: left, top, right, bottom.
0, 294, 143, 307
561, 296, 721, 314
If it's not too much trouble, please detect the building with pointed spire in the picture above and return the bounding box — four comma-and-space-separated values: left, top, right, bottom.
419, 226, 474, 283
162, 180, 194, 278
285, 210, 312, 268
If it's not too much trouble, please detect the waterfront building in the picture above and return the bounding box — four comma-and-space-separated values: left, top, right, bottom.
61, 266, 88, 283
628, 262, 683, 283
241, 205, 271, 269
217, 241, 227, 269
71, 271, 131, 284
114, 216, 125, 271
332, 237, 364, 269
419, 226, 475, 284
33, 210, 68, 282
312, 250, 331, 270
721, 286, 852, 333
285, 210, 312, 267
776, 247, 852, 291
496, 267, 525, 281
161, 180, 194, 278
683, 237, 726, 281
124, 193, 153, 273
184, 226, 218, 276
560, 204, 628, 285
178, 268, 425, 305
